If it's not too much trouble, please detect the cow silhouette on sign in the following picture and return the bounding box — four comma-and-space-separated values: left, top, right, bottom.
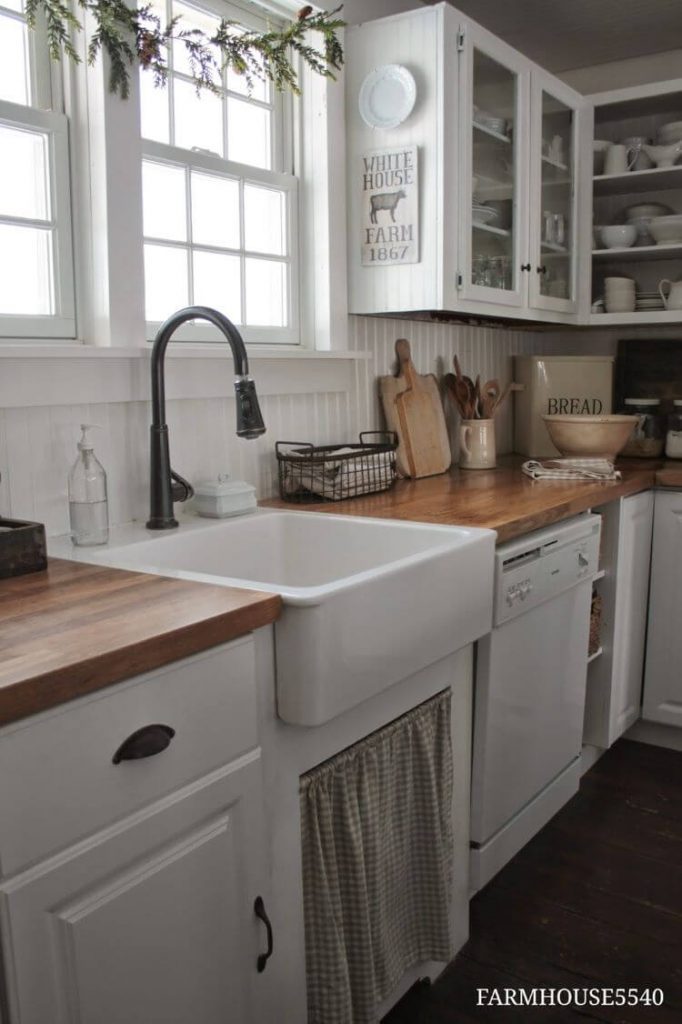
369, 189, 406, 224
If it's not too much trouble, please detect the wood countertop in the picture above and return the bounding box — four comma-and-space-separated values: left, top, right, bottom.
0, 558, 281, 727
264, 455, 661, 543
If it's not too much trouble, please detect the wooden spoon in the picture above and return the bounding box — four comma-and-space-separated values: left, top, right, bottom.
444, 373, 473, 419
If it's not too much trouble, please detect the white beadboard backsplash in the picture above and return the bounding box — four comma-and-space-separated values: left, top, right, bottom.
0, 316, 632, 536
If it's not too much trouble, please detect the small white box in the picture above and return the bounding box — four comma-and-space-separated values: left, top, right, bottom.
514, 356, 614, 458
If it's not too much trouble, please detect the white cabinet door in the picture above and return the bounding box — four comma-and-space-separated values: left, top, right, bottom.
643, 489, 682, 726
458, 20, 531, 310
528, 70, 583, 315
610, 491, 654, 739
584, 491, 654, 748
0, 755, 271, 1024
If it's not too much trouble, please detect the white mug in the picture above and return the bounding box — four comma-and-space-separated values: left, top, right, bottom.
460, 419, 496, 470
604, 144, 636, 175
659, 278, 682, 310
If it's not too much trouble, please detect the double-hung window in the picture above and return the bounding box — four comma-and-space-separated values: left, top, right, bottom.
140, 0, 299, 343
0, 1, 75, 338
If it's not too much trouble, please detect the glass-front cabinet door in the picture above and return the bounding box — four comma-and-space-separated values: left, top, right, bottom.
460, 25, 529, 309
529, 73, 581, 313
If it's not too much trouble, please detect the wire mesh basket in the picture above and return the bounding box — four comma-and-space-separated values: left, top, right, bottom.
276, 432, 398, 503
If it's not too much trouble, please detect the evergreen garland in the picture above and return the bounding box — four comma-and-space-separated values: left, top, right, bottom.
25, 0, 344, 99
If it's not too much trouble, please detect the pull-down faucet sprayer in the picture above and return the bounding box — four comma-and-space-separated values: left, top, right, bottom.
147, 306, 266, 530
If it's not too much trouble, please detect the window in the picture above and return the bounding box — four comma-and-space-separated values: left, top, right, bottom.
140, 0, 298, 343
0, 1, 75, 338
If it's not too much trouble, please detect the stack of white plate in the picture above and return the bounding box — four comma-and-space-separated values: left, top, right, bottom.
472, 202, 498, 226
474, 107, 509, 137
636, 291, 665, 311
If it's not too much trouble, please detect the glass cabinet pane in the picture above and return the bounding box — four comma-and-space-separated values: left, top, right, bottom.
538, 91, 574, 301
471, 49, 517, 293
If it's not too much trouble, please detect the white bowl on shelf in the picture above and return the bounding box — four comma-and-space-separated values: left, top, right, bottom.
650, 215, 682, 244
658, 121, 682, 144
600, 224, 637, 249
623, 202, 674, 220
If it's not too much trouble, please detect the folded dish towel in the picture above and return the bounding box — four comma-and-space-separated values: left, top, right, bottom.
283, 447, 394, 500
522, 458, 621, 482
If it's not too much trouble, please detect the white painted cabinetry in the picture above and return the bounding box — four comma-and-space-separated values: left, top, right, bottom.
643, 489, 682, 726
584, 490, 654, 748
0, 639, 273, 1024
346, 2, 585, 324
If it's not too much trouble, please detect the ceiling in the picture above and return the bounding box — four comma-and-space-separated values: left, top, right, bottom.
445, 0, 682, 72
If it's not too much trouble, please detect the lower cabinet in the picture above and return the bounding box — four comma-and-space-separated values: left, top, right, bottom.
643, 489, 682, 726
584, 491, 654, 748
0, 639, 273, 1024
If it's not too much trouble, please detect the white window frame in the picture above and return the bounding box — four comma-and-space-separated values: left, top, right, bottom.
141, 0, 300, 344
0, 99, 76, 339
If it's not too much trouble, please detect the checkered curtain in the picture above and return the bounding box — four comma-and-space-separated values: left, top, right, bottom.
300, 689, 454, 1024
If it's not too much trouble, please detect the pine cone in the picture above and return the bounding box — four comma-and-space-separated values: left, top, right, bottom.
297, 6, 314, 20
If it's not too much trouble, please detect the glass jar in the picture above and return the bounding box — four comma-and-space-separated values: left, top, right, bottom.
666, 400, 682, 459
621, 398, 665, 458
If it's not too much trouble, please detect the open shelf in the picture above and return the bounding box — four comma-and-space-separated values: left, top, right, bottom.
542, 240, 569, 254
473, 121, 512, 145
587, 646, 604, 665
593, 165, 682, 196
542, 155, 568, 173
589, 308, 682, 325
592, 242, 682, 262
472, 221, 510, 238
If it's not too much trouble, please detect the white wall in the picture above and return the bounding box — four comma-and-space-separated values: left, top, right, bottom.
0, 317, 558, 536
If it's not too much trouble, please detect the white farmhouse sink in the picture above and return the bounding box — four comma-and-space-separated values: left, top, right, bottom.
56, 510, 495, 725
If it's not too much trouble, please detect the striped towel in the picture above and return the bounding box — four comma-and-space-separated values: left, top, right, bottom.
522, 458, 621, 482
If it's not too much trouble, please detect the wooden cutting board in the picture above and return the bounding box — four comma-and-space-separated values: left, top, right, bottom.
379, 339, 451, 478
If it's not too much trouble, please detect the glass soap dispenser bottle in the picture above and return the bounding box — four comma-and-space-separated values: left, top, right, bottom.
69, 424, 109, 546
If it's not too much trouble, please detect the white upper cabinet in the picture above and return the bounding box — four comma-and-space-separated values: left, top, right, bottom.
587, 80, 682, 326
529, 72, 582, 315
459, 20, 529, 311
345, 3, 586, 324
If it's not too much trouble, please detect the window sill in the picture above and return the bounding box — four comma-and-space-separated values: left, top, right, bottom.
0, 343, 370, 360
0, 343, 366, 408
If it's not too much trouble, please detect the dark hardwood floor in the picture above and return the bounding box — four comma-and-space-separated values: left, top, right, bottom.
383, 739, 682, 1023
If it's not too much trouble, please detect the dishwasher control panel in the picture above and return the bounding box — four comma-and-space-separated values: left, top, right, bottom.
494, 514, 601, 626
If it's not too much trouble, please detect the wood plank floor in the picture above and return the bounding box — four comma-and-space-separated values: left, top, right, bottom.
383, 740, 682, 1023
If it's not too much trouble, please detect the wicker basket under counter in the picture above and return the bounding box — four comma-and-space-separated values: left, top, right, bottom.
276, 432, 397, 503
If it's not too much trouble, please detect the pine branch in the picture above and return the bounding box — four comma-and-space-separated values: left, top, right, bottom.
24, 1, 345, 100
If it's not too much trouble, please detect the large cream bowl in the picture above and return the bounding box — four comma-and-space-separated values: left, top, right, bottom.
650, 214, 682, 244
542, 415, 638, 458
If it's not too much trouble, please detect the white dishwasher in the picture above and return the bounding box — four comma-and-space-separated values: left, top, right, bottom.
470, 513, 601, 892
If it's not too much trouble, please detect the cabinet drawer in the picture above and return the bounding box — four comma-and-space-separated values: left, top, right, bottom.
0, 636, 257, 876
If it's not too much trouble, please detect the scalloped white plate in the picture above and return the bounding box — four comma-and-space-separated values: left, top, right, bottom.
359, 65, 417, 130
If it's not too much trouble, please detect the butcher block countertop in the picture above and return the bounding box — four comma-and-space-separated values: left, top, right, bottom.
0, 559, 281, 727
264, 455, 664, 543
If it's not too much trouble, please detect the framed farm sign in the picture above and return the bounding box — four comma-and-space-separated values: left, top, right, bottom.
361, 145, 419, 266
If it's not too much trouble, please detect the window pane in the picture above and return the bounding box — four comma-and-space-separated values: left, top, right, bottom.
144, 244, 189, 320
174, 77, 223, 155
245, 258, 285, 326
0, 14, 30, 105
192, 250, 241, 322
0, 225, 53, 314
140, 70, 170, 143
143, 160, 187, 241
190, 171, 239, 249
228, 98, 270, 169
244, 184, 285, 255
2, 0, 26, 12
226, 31, 269, 103
172, 1, 221, 79
0, 124, 49, 220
